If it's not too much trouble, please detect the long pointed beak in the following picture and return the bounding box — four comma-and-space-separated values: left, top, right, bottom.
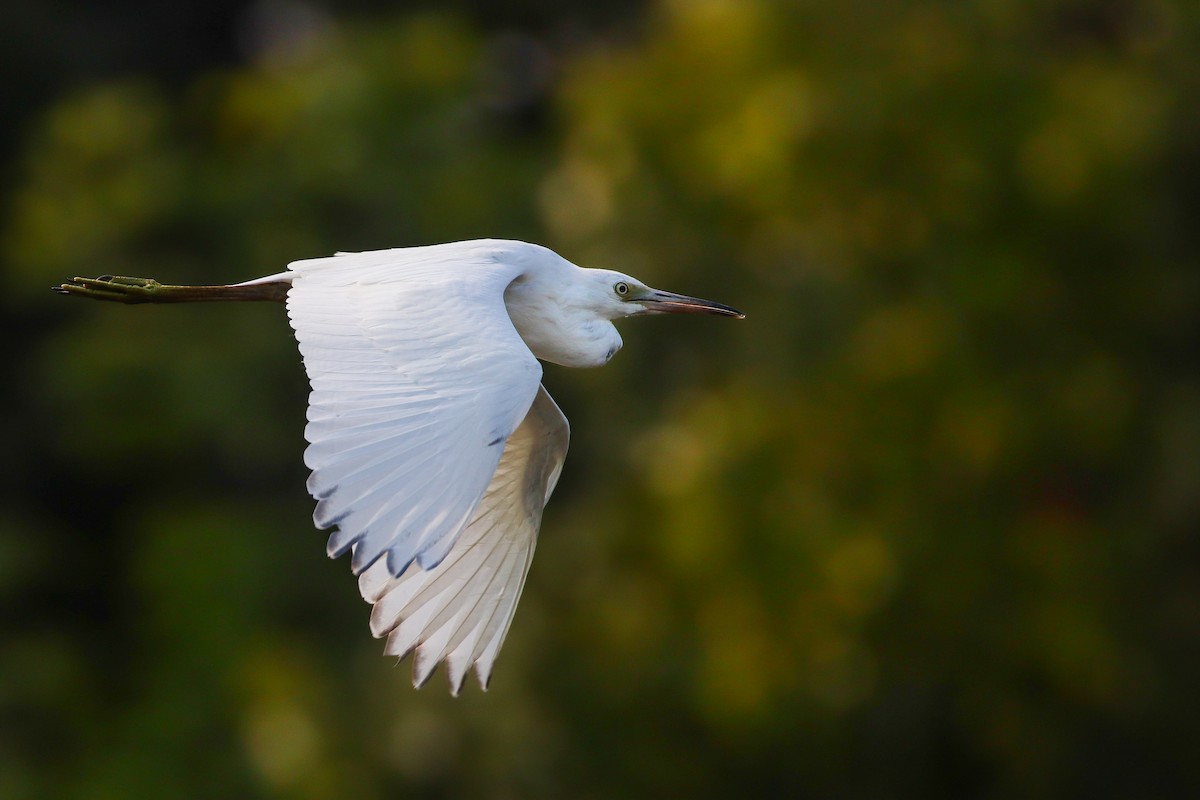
634, 289, 745, 319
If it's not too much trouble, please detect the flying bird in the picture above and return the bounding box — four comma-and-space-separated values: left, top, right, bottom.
56, 239, 743, 694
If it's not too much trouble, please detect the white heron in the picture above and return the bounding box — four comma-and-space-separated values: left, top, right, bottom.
56, 239, 743, 694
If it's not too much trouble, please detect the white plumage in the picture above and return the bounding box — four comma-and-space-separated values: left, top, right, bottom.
279, 239, 742, 692
285, 242, 555, 694
358, 385, 568, 694
58, 238, 742, 694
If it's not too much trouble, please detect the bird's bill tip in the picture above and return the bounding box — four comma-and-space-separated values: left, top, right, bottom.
637, 290, 745, 319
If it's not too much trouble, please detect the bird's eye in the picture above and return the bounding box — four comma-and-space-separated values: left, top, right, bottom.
614, 281, 630, 297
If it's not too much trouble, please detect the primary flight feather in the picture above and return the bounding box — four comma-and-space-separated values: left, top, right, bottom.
56, 239, 743, 694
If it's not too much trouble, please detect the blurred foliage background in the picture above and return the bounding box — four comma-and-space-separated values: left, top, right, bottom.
3, 0, 1199, 797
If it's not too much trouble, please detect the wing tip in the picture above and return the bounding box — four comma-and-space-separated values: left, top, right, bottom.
314, 500, 351, 531
411, 649, 440, 690
383, 628, 489, 697
350, 540, 389, 575
305, 469, 337, 496
369, 602, 398, 637
446, 652, 474, 697
326, 529, 358, 560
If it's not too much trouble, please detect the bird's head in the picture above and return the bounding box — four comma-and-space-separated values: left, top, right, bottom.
583, 269, 745, 321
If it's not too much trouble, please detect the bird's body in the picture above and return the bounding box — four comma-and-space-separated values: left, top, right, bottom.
57, 239, 742, 694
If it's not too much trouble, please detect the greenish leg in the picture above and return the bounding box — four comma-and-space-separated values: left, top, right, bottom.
54, 275, 288, 304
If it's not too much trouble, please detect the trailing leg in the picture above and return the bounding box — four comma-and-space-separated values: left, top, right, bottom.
54, 275, 289, 304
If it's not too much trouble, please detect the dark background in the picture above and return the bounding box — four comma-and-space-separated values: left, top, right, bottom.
3, 1, 1199, 797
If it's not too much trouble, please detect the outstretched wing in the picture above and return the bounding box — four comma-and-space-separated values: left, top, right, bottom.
358, 385, 570, 694
286, 243, 543, 578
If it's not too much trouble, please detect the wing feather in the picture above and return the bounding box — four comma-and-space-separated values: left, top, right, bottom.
287, 242, 544, 578
361, 385, 570, 694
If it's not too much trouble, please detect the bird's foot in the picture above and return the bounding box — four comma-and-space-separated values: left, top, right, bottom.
53, 275, 166, 304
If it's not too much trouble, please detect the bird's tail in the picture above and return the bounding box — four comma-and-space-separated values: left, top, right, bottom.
54, 275, 289, 304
